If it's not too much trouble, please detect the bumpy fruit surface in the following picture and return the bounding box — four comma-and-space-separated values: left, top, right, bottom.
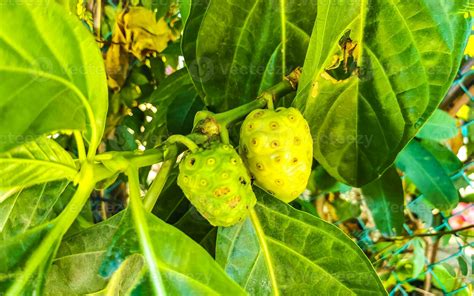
240, 107, 313, 202
177, 143, 256, 227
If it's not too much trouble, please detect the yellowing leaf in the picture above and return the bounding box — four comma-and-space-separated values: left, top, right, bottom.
457, 105, 470, 121
105, 7, 173, 90
465, 34, 474, 57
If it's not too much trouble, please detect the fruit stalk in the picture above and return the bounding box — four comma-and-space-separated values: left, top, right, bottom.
217, 67, 302, 126
167, 134, 199, 152
94, 145, 169, 168
143, 145, 178, 211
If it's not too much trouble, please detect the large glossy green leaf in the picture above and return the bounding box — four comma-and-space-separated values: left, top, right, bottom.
0, 181, 73, 240
183, 0, 317, 111
396, 140, 459, 210
0, 2, 108, 153
100, 210, 246, 295
416, 110, 458, 141
217, 188, 386, 295
181, 0, 210, 97
0, 223, 54, 294
44, 213, 123, 295
419, 139, 462, 175
100, 253, 145, 295
361, 166, 404, 237
0, 182, 96, 295
294, 0, 471, 186
144, 69, 203, 147
149, 69, 204, 136
0, 138, 77, 190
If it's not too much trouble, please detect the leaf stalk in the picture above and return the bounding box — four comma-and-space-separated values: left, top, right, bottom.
7, 162, 96, 295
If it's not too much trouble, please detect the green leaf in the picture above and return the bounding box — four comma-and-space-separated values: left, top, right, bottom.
54, 0, 76, 14
101, 253, 146, 295
173, 207, 215, 246
432, 263, 457, 292
294, 0, 471, 186
44, 213, 123, 295
0, 181, 74, 239
0, 223, 54, 294
457, 256, 468, 276
361, 166, 404, 237
416, 110, 458, 141
396, 140, 459, 210
0, 2, 108, 153
178, 0, 192, 25
183, 0, 317, 111
411, 238, 425, 278
407, 197, 433, 227
181, 0, 210, 97
0, 224, 50, 273
166, 88, 204, 135
332, 197, 362, 222
419, 139, 468, 190
308, 165, 350, 194
0, 138, 77, 190
100, 210, 246, 295
419, 139, 462, 175
217, 188, 386, 295
146, 69, 203, 145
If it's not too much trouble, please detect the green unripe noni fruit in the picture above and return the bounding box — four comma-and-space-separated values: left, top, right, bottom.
240, 107, 313, 202
177, 142, 256, 227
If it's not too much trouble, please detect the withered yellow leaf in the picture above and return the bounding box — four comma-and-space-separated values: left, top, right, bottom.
105, 7, 173, 90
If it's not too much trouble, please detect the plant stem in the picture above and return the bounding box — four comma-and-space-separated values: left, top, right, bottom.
217, 98, 267, 126
130, 148, 168, 168
381, 224, 474, 241
126, 166, 167, 296
74, 131, 86, 163
167, 135, 199, 152
7, 162, 96, 296
249, 208, 280, 296
423, 237, 440, 292
143, 145, 178, 212
217, 67, 301, 127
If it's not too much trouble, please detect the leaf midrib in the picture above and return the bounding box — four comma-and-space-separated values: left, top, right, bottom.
1, 159, 78, 178
259, 204, 362, 256
266, 237, 354, 294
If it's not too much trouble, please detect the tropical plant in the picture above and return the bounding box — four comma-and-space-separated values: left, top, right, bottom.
0, 1, 472, 295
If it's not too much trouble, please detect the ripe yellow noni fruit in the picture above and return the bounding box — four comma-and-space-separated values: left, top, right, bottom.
240, 107, 313, 202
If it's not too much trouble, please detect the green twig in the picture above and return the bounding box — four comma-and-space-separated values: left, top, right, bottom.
126, 166, 167, 296
216, 98, 267, 126
381, 224, 474, 241
95, 146, 168, 167
216, 67, 301, 127
143, 145, 178, 212
130, 148, 168, 168
167, 135, 199, 152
